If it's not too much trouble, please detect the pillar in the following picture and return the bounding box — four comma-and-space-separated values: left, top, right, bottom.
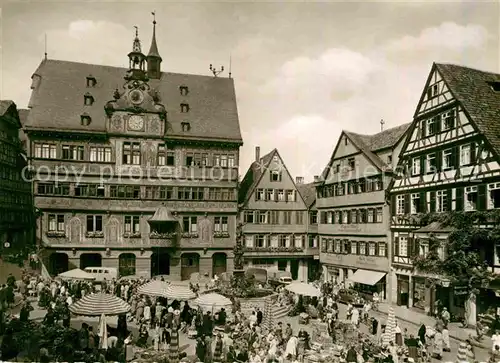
346, 269, 354, 288
298, 260, 308, 282
285, 260, 290, 272
322, 265, 328, 282
408, 274, 413, 308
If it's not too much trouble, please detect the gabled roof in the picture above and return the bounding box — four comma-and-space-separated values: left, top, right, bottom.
432, 63, 500, 157
321, 123, 411, 182
238, 148, 308, 207
0, 100, 22, 128
296, 182, 316, 209
25, 59, 242, 142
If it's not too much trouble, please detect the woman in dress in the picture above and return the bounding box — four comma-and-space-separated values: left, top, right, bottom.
432, 328, 443, 360
395, 323, 403, 346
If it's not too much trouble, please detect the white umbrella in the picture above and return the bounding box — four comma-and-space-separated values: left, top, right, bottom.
164, 284, 196, 300
192, 293, 232, 311
285, 282, 321, 297
57, 268, 95, 281
137, 280, 171, 297
98, 313, 108, 350
69, 293, 130, 316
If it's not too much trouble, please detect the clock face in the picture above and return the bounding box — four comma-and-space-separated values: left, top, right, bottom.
129, 89, 144, 105
128, 115, 144, 131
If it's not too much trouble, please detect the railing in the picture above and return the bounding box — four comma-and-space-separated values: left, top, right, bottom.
244, 246, 319, 255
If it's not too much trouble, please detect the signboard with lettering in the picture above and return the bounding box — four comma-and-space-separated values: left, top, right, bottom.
321, 252, 387, 271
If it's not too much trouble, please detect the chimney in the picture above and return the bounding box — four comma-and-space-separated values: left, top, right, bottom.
313, 175, 319, 182
255, 146, 260, 162
296, 176, 304, 184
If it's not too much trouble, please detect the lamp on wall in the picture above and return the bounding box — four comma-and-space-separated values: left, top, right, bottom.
72, 248, 76, 256
140, 248, 145, 255
106, 248, 111, 256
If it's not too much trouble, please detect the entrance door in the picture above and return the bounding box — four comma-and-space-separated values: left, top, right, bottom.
181, 253, 199, 281
290, 260, 299, 280
80, 253, 102, 270
151, 250, 170, 276
212, 253, 227, 277
49, 253, 69, 276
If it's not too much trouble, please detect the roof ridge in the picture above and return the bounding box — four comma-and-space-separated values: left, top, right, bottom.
435, 62, 500, 77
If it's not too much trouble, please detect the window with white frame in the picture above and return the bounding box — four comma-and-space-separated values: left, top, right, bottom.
426, 117, 437, 135
488, 183, 500, 209
412, 157, 420, 176
182, 216, 198, 233
351, 241, 357, 254
245, 236, 253, 248
399, 236, 408, 257
327, 211, 333, 224
442, 110, 455, 130
124, 216, 140, 233
270, 170, 282, 182
419, 240, 429, 257
396, 195, 405, 215
334, 240, 341, 253
411, 193, 421, 214
460, 144, 472, 166
286, 190, 295, 202
265, 189, 274, 201
368, 243, 376, 256
256, 235, 265, 248
436, 190, 447, 212
351, 210, 357, 224
342, 211, 348, 224
34, 143, 57, 159
256, 189, 265, 201
426, 154, 437, 173
367, 209, 374, 223
90, 146, 112, 163
48, 214, 65, 232
259, 211, 269, 224
465, 186, 478, 211
214, 216, 228, 232
376, 208, 383, 223
378, 243, 386, 257
359, 242, 366, 255
277, 190, 285, 201
442, 149, 453, 169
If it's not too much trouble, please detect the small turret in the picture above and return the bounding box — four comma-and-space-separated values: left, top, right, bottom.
147, 12, 162, 79
126, 26, 147, 81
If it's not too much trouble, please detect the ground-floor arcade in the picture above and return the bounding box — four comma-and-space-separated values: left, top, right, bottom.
244, 257, 320, 282
44, 247, 234, 281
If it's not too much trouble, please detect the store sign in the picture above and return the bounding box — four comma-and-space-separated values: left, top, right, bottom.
454, 286, 468, 296
322, 253, 387, 270
339, 224, 362, 233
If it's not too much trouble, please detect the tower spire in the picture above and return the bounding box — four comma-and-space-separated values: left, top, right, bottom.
147, 11, 162, 79
132, 26, 141, 53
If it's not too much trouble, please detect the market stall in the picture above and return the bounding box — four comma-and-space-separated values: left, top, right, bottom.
192, 292, 232, 312
163, 283, 196, 301
57, 268, 96, 281
137, 280, 171, 297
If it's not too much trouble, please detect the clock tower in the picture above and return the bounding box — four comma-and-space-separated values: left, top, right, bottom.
104, 26, 167, 136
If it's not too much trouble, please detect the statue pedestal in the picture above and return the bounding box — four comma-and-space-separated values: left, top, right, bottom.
233, 269, 245, 278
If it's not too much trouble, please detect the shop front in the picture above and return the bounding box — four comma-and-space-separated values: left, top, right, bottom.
412, 276, 427, 311
396, 274, 410, 307
350, 269, 387, 300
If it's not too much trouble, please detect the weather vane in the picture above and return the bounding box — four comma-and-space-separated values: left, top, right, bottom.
209, 64, 224, 77
380, 118, 385, 131
152, 11, 156, 24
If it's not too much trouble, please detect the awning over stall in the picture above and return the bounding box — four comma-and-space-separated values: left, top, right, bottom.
349, 269, 386, 286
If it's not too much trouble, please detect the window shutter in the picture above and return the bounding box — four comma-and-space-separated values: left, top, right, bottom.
470, 142, 476, 162
346, 240, 351, 254
347, 211, 351, 224
446, 189, 452, 211
408, 237, 414, 257
294, 190, 297, 202
453, 146, 459, 169
385, 243, 388, 257
356, 242, 360, 255
391, 195, 396, 216
255, 191, 258, 201
394, 237, 400, 257
419, 191, 427, 213
274, 190, 278, 202
420, 155, 425, 174
430, 191, 436, 212
456, 187, 464, 211
421, 121, 426, 138
477, 184, 487, 211
435, 150, 442, 172
435, 117, 441, 133
404, 194, 411, 214
375, 242, 379, 256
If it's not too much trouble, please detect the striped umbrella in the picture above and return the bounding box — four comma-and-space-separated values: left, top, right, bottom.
137, 280, 170, 297
262, 297, 274, 333
456, 342, 468, 362
192, 293, 232, 312
382, 305, 396, 346
169, 326, 179, 363
69, 293, 130, 316
164, 284, 196, 301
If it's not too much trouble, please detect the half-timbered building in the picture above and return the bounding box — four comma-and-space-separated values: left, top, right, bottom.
389, 63, 500, 319
238, 147, 320, 282
24, 21, 242, 280
316, 123, 410, 300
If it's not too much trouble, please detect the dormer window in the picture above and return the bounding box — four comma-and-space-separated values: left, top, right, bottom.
81, 114, 92, 126
86, 75, 97, 88
181, 103, 190, 113
180, 86, 189, 96
487, 81, 500, 92
181, 122, 191, 132
84, 93, 94, 106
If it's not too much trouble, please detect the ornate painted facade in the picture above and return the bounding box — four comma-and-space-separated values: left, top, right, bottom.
316, 123, 410, 300
389, 63, 500, 322
238, 147, 320, 282
24, 22, 242, 280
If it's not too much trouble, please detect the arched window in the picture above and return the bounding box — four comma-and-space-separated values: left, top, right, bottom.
119, 253, 136, 277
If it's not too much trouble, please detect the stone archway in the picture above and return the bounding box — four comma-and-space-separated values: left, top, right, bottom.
119, 253, 136, 277
212, 253, 227, 277
151, 249, 170, 276
80, 253, 102, 270
181, 253, 200, 281
49, 253, 69, 276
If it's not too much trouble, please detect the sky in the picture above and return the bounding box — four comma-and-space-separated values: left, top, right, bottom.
1, 1, 499, 182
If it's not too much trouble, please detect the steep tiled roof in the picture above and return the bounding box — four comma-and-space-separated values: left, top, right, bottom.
345, 122, 411, 171
0, 100, 14, 117
25, 59, 242, 142
296, 182, 316, 209
435, 63, 500, 157
238, 149, 276, 204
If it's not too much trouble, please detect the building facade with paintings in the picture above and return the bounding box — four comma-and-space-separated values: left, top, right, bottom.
238, 147, 320, 282
389, 63, 500, 323
0, 101, 34, 258
316, 123, 410, 300
24, 21, 242, 280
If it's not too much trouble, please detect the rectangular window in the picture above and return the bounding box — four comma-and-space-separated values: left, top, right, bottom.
359, 242, 366, 255
213, 154, 221, 167
122, 142, 141, 165
488, 183, 500, 209
90, 146, 112, 162
157, 144, 166, 166
378, 243, 386, 257
34, 143, 57, 159
411, 193, 420, 214
412, 157, 420, 176
426, 117, 437, 136
426, 154, 437, 174
277, 190, 285, 201
182, 216, 198, 233
228, 154, 235, 167
270, 171, 282, 182
110, 185, 141, 199
269, 210, 279, 224
286, 190, 295, 202
341, 210, 348, 224
159, 186, 174, 200
62, 145, 84, 160
259, 211, 268, 224
214, 217, 228, 232
48, 214, 65, 232
368, 243, 376, 256
351, 242, 357, 254
465, 186, 478, 211
256, 189, 265, 201
220, 155, 228, 167
376, 207, 383, 223
442, 149, 453, 170
295, 211, 304, 224
86, 215, 103, 232
124, 216, 140, 233
399, 237, 408, 257
460, 144, 471, 166
396, 195, 405, 215
357, 179, 366, 193
309, 211, 317, 224
283, 211, 292, 225
442, 110, 455, 130
367, 209, 374, 223
436, 190, 447, 212
265, 189, 274, 201
244, 211, 254, 224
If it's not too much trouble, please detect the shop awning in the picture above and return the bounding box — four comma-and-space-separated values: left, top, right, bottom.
350, 269, 386, 286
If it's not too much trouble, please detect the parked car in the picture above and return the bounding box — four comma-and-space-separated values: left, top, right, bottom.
84, 267, 118, 283
267, 269, 293, 287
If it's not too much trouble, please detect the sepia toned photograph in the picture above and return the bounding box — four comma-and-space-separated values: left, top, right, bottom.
0, 1, 500, 362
